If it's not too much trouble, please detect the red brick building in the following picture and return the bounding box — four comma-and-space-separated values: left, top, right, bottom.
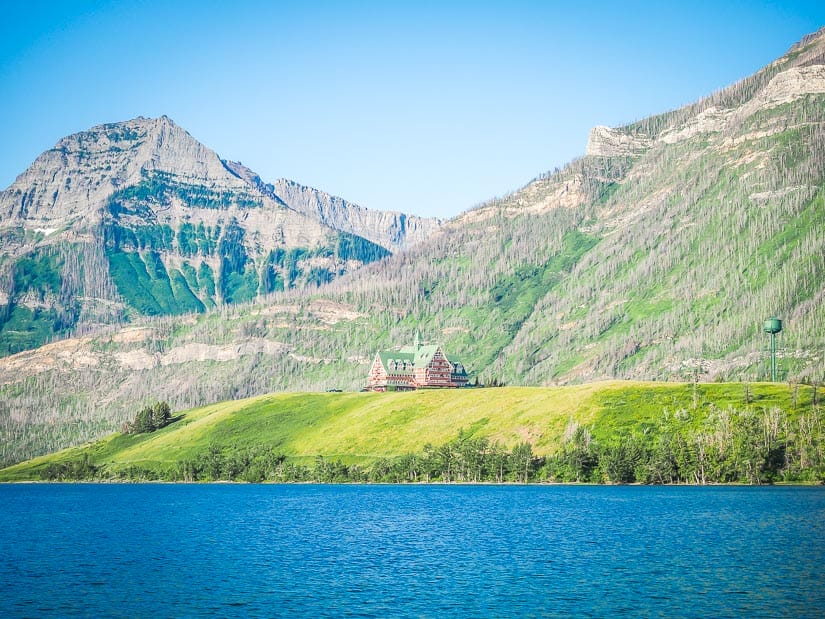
366, 335, 469, 391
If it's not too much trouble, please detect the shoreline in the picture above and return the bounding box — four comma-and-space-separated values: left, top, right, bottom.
2, 479, 823, 487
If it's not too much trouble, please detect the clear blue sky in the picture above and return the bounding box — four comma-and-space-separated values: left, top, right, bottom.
1, 1, 823, 219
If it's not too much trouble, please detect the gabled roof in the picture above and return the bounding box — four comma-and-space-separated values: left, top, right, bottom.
377, 351, 416, 375
399, 343, 440, 367
376, 342, 467, 376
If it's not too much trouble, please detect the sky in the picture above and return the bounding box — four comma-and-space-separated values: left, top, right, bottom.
1, 1, 823, 219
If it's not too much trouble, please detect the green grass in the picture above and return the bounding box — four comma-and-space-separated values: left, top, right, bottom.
1, 381, 814, 481
13, 251, 62, 295
0, 249, 78, 355
473, 229, 600, 371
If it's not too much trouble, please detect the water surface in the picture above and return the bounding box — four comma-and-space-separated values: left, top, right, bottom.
1, 484, 823, 617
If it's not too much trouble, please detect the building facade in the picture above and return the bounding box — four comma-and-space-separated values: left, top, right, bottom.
366, 336, 469, 391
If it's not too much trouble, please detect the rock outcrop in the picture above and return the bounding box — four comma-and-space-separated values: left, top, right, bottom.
585, 125, 652, 158
270, 179, 441, 251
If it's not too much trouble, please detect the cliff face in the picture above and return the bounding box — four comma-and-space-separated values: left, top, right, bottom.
219, 161, 442, 251
0, 116, 341, 249
270, 178, 442, 251
1, 116, 242, 224
1, 115, 443, 253
585, 125, 652, 158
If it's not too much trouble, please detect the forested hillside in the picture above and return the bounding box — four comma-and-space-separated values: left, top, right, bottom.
0, 29, 823, 467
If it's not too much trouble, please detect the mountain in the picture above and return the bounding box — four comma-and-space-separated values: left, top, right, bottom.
0, 116, 441, 355
222, 163, 442, 252
1, 28, 824, 467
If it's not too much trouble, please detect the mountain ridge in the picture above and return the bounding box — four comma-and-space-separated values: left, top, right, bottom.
1, 115, 442, 248
0, 28, 823, 467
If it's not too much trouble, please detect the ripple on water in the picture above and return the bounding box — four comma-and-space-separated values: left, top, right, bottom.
0, 484, 824, 618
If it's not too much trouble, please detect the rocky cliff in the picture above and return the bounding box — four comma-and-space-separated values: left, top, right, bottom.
0, 116, 439, 355
219, 160, 441, 251
585, 125, 652, 158
2, 116, 243, 224
270, 179, 442, 251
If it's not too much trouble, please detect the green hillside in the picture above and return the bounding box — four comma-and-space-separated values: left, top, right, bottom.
2, 382, 822, 484
1, 31, 824, 468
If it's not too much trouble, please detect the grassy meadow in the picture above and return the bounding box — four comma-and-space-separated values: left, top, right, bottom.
1, 380, 819, 482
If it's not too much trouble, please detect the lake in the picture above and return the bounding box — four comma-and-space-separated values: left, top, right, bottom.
1, 484, 823, 617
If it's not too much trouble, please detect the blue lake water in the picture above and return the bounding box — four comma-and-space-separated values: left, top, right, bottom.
1, 484, 823, 618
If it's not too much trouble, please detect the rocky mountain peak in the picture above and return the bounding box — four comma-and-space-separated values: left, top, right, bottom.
788, 26, 825, 52
136, 116, 242, 184
270, 178, 442, 251
0, 116, 246, 225
0, 114, 443, 254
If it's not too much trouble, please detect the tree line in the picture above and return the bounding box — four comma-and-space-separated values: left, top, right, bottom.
40, 403, 824, 484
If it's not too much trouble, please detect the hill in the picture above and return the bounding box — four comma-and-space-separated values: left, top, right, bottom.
1, 382, 821, 484
0, 116, 441, 356
1, 29, 824, 467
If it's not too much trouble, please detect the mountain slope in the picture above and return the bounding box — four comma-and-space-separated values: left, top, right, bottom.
1, 28, 824, 467
0, 116, 440, 355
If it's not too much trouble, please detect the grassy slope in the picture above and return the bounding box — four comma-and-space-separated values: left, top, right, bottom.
0, 381, 814, 481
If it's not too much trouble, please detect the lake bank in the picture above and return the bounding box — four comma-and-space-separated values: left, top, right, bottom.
2, 381, 822, 484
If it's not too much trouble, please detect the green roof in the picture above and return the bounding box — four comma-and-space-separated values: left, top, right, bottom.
376, 343, 467, 376
377, 351, 416, 375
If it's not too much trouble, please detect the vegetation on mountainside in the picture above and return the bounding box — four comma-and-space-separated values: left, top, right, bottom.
98, 173, 392, 316
0, 165, 393, 355
0, 242, 122, 355
107, 250, 206, 315
0, 217, 612, 465
0, 250, 72, 355
1, 383, 821, 484
106, 170, 263, 212
1, 37, 824, 466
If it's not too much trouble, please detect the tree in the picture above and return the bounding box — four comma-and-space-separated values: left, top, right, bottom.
563, 425, 598, 482
599, 437, 639, 484
126, 401, 173, 434
132, 406, 155, 434
151, 401, 171, 429
488, 442, 509, 483
511, 442, 535, 483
